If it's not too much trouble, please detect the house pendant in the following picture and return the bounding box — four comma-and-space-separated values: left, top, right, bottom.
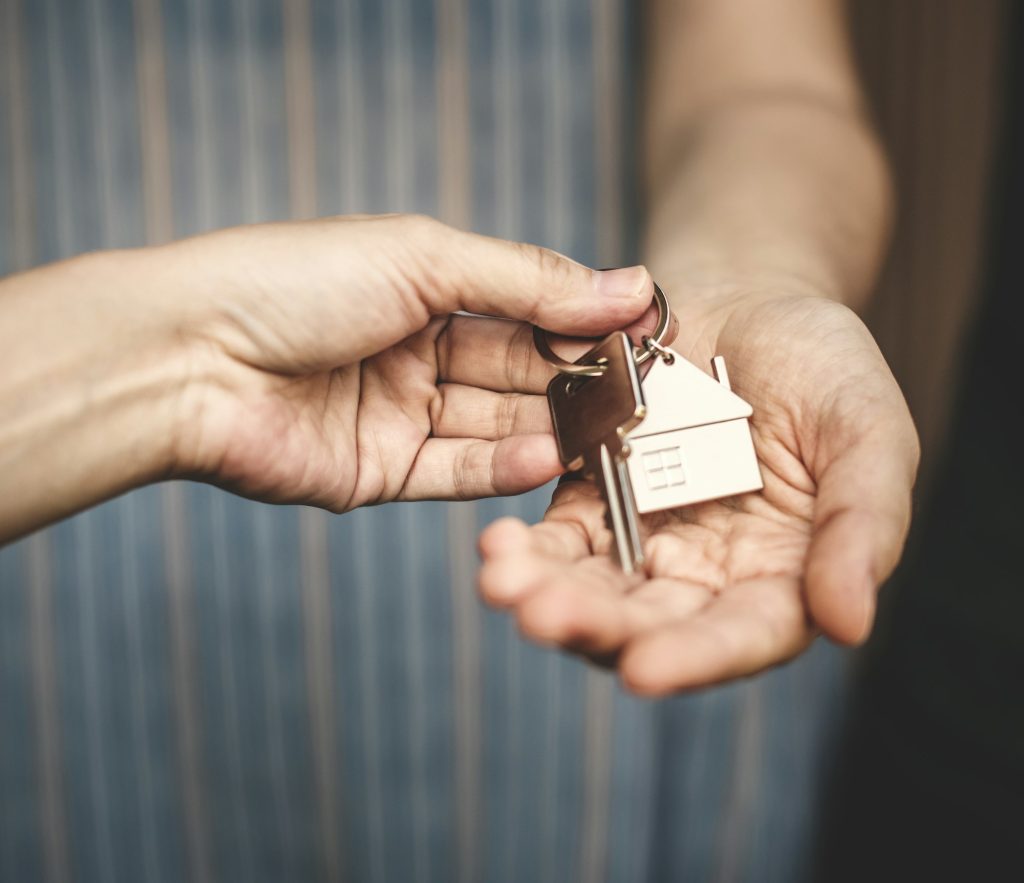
625, 350, 763, 514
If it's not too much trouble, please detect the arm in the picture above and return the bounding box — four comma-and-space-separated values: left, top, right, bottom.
643, 0, 891, 308
0, 215, 656, 544
478, 0, 919, 692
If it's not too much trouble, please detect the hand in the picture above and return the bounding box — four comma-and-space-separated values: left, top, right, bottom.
477, 286, 920, 694
165, 215, 661, 509
0, 214, 659, 541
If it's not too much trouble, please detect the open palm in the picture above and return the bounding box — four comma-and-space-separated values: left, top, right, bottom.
478, 292, 919, 694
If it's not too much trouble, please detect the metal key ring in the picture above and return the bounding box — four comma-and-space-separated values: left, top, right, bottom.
533, 281, 672, 377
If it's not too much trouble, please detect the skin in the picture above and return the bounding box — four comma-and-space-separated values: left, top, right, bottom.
0, 214, 660, 544
477, 0, 920, 694
3, 0, 919, 696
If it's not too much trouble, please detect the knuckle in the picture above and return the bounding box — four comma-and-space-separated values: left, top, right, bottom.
513, 242, 581, 321
498, 393, 520, 437
452, 443, 475, 500
397, 212, 445, 238
504, 323, 535, 390
429, 386, 449, 433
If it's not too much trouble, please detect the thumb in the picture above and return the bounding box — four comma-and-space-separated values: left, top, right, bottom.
407, 217, 654, 332
172, 214, 654, 370
804, 423, 919, 645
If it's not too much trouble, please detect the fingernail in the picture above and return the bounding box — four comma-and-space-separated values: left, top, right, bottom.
594, 265, 650, 298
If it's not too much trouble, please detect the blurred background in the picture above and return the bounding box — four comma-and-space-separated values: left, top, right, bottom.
0, 1, 1008, 881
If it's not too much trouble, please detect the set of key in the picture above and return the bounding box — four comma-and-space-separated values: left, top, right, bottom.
537, 285, 763, 574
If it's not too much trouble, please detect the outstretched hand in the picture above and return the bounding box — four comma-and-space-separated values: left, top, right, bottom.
159, 215, 662, 510
478, 289, 919, 694
0, 214, 661, 541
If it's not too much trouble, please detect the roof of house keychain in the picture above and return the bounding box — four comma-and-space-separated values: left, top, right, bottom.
534, 282, 763, 517
626, 337, 763, 513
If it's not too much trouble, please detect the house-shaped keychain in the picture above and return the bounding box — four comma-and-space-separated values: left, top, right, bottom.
626, 349, 763, 513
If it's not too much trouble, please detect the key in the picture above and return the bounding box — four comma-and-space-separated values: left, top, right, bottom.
626, 348, 763, 513
547, 331, 648, 574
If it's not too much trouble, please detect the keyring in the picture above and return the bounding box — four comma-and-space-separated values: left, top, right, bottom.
533, 281, 672, 377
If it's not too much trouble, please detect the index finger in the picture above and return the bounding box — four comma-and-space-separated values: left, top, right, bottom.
438, 301, 676, 393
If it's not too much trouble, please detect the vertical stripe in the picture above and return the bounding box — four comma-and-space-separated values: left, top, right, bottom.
437, 0, 471, 227
338, 0, 365, 211
578, 5, 625, 881
26, 537, 68, 883
72, 516, 114, 883
712, 682, 763, 882
283, 1, 343, 879
0, 4, 65, 869
591, 0, 623, 267
83, 1, 165, 881
235, 5, 305, 880
0, 8, 62, 878
540, 4, 571, 881
334, 5, 386, 882
491, 7, 524, 882
435, 2, 481, 882
133, 2, 212, 878
285, 0, 318, 218
135, 0, 212, 873
297, 504, 339, 883
579, 672, 614, 883
384, 3, 433, 880
134, 0, 174, 244
185, 3, 254, 878
4, 0, 36, 269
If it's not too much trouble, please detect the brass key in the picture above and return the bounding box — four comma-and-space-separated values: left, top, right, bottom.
546, 331, 647, 574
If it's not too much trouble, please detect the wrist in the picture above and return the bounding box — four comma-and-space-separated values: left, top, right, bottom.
0, 248, 208, 538
646, 266, 832, 340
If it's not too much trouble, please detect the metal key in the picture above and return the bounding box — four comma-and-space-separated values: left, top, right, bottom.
546, 331, 648, 574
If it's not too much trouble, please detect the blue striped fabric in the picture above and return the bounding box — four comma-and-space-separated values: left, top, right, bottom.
0, 1, 850, 881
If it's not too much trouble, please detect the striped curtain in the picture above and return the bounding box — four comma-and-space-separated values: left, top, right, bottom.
0, 1, 848, 881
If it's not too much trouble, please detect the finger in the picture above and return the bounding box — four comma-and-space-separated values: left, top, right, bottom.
409, 219, 655, 333
515, 576, 712, 657
477, 516, 590, 606
437, 305, 670, 393
804, 423, 919, 646
438, 317, 556, 392
398, 434, 562, 501
431, 384, 551, 440
536, 299, 680, 377
619, 576, 812, 695
183, 216, 655, 372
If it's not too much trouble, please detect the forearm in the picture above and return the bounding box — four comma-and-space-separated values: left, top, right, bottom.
0, 251, 192, 543
643, 0, 891, 312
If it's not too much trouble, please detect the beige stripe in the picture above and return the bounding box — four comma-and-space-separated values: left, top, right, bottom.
437, 0, 471, 228
133, 0, 173, 244
296, 498, 340, 883
592, 0, 624, 267
132, 2, 212, 881
580, 11, 624, 880
4, 0, 35, 270
5, 2, 71, 880
435, 1, 480, 881
712, 682, 762, 882
283, 2, 343, 879
285, 0, 318, 219
579, 671, 614, 883
26, 536, 69, 883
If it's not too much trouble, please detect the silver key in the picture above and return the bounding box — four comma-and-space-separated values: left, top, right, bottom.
627, 348, 763, 513
547, 331, 647, 574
